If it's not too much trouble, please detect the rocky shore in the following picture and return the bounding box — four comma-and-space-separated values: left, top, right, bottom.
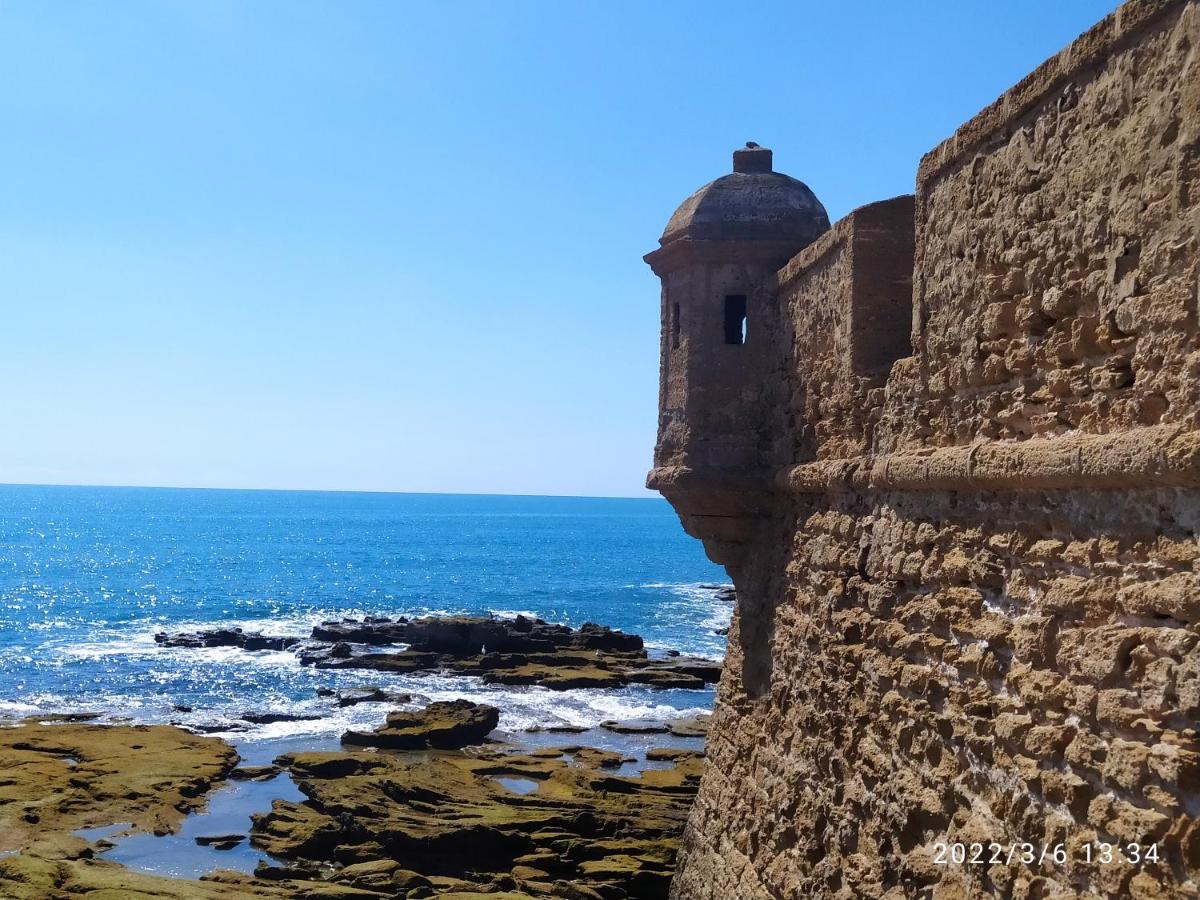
255, 706, 704, 898
0, 707, 707, 899
1, 615, 719, 898
0, 721, 270, 899
156, 614, 723, 691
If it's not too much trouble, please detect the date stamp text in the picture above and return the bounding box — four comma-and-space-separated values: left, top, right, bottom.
933, 841, 1161, 867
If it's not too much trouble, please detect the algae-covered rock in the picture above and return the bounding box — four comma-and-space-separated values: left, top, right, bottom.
341, 700, 500, 750
331, 858, 436, 893
483, 662, 626, 690
624, 669, 706, 688
0, 854, 294, 899
0, 719, 697, 899
645, 747, 703, 762
0, 721, 236, 850
0, 722, 307, 899
561, 746, 633, 770
255, 741, 703, 899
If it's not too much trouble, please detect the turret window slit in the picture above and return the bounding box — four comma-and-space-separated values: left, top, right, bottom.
724, 295, 747, 345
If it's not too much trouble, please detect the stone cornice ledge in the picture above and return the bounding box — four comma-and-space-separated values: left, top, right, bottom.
778, 425, 1200, 494
647, 465, 773, 493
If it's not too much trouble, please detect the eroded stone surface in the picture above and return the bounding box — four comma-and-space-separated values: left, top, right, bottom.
0, 721, 237, 851
0, 721, 294, 899
646, 2, 1200, 897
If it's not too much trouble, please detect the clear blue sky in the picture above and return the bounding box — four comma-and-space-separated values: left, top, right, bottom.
1, 1, 1117, 497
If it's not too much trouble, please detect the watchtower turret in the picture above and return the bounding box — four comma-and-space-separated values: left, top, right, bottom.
644, 144, 828, 564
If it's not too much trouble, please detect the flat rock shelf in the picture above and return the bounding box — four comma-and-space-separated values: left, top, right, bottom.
0, 709, 710, 899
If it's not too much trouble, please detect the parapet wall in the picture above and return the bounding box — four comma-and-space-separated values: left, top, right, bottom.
668, 1, 1200, 897
775, 195, 915, 462
904, 0, 1200, 452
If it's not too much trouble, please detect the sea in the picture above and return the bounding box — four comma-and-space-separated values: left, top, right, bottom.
0, 484, 730, 744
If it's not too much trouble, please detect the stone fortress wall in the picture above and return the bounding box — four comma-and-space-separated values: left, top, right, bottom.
647, 1, 1200, 897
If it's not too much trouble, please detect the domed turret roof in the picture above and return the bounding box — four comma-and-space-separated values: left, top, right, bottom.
659, 143, 830, 246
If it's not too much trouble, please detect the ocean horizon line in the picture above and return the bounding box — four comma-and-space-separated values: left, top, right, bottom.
0, 480, 662, 502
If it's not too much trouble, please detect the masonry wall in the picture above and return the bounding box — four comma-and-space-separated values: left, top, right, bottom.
906, 0, 1200, 452
669, 2, 1200, 898
656, 254, 795, 475
775, 196, 915, 464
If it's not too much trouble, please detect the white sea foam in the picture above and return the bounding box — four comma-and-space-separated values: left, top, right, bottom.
25, 591, 725, 741
488, 609, 540, 620
51, 603, 468, 663
154, 675, 714, 742
633, 581, 733, 660
0, 699, 44, 716
28, 619, 74, 631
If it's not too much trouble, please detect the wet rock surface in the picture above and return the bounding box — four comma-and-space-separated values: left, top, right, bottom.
0, 720, 237, 850
601, 719, 670, 735
154, 614, 724, 693
230, 764, 282, 782
0, 720, 286, 899
0, 721, 705, 899
341, 700, 500, 750
155, 628, 300, 653
254, 742, 704, 899
241, 712, 323, 725
325, 687, 415, 708
195, 833, 245, 850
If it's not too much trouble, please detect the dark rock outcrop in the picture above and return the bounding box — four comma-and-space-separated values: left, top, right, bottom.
340, 700, 500, 750
600, 720, 669, 735
154, 628, 300, 653
194, 833, 244, 850
310, 616, 410, 644
153, 615, 722, 694
312, 613, 644, 655
229, 764, 281, 781
330, 687, 414, 708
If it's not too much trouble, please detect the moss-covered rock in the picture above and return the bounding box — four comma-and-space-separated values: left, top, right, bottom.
341, 700, 500, 750
254, 742, 702, 900
0, 722, 303, 899
0, 716, 705, 899
0, 720, 236, 850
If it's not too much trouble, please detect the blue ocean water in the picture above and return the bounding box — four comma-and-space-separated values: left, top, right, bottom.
0, 484, 730, 740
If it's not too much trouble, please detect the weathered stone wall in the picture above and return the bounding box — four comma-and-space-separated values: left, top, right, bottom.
656, 257, 791, 475
679, 486, 1200, 899
664, 2, 1200, 897
898, 0, 1200, 453
775, 196, 915, 463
